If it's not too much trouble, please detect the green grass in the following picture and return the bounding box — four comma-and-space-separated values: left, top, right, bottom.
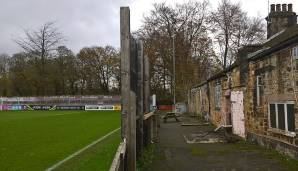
137, 144, 156, 171
56, 130, 121, 171
190, 146, 207, 157
0, 110, 120, 171
232, 141, 298, 171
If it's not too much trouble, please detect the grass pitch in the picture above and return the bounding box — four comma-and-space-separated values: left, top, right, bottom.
0, 110, 120, 171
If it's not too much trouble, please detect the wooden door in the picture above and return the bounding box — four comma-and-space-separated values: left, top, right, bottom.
231, 91, 245, 138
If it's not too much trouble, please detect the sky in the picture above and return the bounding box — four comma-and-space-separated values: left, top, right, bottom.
0, 0, 297, 55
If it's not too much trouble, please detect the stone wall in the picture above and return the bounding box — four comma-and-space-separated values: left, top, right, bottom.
246, 43, 298, 147
188, 43, 298, 159
209, 79, 223, 126
188, 84, 210, 120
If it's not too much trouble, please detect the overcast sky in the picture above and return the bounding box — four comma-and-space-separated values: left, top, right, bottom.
0, 0, 297, 55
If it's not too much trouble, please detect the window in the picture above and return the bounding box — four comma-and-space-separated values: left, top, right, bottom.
268, 102, 295, 133
256, 76, 262, 106
215, 83, 221, 109
292, 46, 298, 59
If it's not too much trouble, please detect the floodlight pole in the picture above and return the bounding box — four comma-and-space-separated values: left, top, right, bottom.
172, 34, 176, 113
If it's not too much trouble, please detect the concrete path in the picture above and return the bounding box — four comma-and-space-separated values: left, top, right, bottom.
148, 114, 294, 171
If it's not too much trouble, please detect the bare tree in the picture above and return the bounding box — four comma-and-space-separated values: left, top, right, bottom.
210, 0, 265, 68
0, 54, 9, 75
137, 0, 212, 101
15, 22, 64, 95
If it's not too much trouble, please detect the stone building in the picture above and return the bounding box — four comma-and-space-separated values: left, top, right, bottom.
188, 4, 298, 159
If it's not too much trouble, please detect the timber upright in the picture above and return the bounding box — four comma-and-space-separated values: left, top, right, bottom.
119, 7, 153, 171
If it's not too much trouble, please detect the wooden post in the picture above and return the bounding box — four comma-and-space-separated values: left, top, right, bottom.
143, 55, 151, 145
136, 40, 144, 155
144, 55, 150, 113
120, 6, 130, 142
120, 7, 136, 171
129, 37, 137, 170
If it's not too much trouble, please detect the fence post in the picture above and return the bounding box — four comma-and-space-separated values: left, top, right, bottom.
120, 6, 130, 144
144, 55, 150, 113
130, 37, 137, 171
136, 40, 144, 155
120, 7, 136, 171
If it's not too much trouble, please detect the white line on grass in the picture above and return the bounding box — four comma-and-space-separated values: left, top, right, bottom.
53, 113, 80, 116
46, 127, 121, 171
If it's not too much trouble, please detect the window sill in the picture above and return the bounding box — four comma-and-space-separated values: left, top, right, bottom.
268, 128, 296, 137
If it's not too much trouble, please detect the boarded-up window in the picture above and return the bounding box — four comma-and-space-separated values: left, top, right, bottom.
269, 102, 295, 132
215, 83, 221, 109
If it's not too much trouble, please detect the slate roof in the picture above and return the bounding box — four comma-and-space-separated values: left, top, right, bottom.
191, 24, 298, 89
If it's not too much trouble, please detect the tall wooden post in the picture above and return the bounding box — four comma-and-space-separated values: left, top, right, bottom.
136, 40, 144, 155
120, 7, 136, 171
143, 54, 152, 144
120, 6, 130, 141
129, 37, 137, 171
144, 55, 150, 113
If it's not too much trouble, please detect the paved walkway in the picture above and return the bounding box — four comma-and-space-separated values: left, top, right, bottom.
148, 114, 295, 171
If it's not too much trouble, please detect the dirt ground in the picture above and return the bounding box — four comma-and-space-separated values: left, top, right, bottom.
146, 114, 298, 171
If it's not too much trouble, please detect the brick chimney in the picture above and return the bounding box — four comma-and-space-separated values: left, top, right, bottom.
266, 4, 297, 39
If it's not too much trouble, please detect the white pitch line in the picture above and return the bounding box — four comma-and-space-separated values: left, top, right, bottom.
53, 113, 80, 116
46, 127, 121, 171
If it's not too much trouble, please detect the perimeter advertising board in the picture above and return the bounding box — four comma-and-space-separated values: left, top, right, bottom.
85, 105, 121, 111
0, 105, 27, 110
56, 105, 85, 110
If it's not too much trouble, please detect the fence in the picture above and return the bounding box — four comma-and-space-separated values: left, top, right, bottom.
0, 96, 121, 111
109, 7, 158, 171
109, 139, 127, 171
109, 111, 157, 171
0, 96, 120, 105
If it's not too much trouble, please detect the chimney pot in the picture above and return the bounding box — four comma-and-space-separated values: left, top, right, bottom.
288, 4, 293, 12
282, 4, 287, 11
270, 4, 275, 12
276, 4, 281, 11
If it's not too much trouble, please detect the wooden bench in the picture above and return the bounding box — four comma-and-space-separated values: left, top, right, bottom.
163, 112, 180, 123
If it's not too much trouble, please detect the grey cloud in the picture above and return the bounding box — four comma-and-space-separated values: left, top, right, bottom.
0, 0, 132, 55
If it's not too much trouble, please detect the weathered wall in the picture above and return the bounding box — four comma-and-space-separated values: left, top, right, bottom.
208, 79, 223, 126
189, 66, 246, 127
188, 84, 210, 119
188, 88, 200, 116
246, 44, 298, 146
187, 43, 298, 159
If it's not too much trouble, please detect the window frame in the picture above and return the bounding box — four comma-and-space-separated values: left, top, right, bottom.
292, 46, 298, 59
214, 82, 221, 109
268, 101, 296, 135
256, 75, 262, 106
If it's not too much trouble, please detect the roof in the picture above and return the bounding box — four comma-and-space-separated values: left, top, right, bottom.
263, 25, 298, 47
192, 61, 239, 89
249, 24, 298, 60
191, 24, 298, 89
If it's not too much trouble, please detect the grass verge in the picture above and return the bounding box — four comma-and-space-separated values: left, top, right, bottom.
0, 110, 120, 170
137, 144, 155, 171
54, 130, 121, 171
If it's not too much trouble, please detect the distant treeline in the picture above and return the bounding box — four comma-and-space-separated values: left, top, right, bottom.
0, 45, 120, 96
0, 0, 266, 101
